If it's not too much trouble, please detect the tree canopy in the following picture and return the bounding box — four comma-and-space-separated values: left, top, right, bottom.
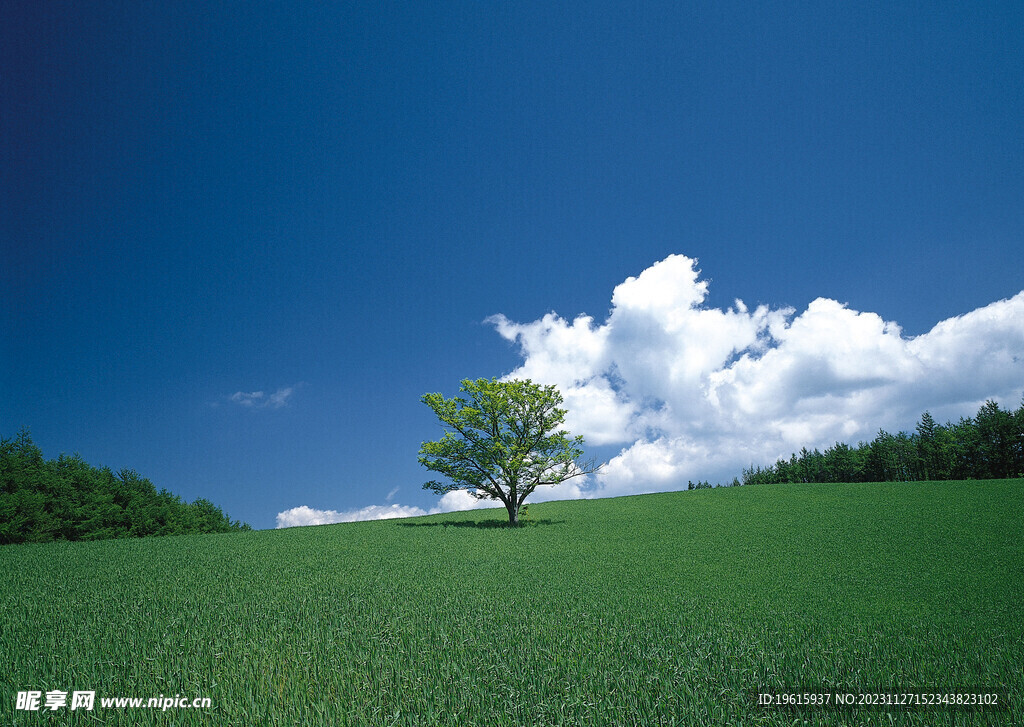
419, 378, 601, 526
0, 430, 250, 544
741, 399, 1024, 486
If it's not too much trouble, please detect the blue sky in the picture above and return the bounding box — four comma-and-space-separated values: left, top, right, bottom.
3, 2, 1022, 529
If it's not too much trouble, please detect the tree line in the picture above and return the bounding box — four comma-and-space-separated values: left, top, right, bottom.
0, 430, 250, 545
741, 399, 1024, 486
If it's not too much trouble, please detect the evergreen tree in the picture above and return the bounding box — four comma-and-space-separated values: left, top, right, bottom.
733, 399, 1024, 487
0, 430, 250, 545
975, 400, 1016, 479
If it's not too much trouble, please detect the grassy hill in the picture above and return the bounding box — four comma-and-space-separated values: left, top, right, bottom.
2, 479, 1022, 725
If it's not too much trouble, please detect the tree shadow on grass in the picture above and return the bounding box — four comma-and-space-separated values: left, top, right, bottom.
398, 519, 564, 529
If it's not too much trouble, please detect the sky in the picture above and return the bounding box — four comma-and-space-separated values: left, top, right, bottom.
2, 2, 1023, 530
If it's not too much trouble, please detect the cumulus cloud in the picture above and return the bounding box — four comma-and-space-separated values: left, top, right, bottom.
275, 492, 504, 528
491, 254, 1024, 496
433, 490, 505, 513
276, 503, 430, 528
229, 386, 296, 410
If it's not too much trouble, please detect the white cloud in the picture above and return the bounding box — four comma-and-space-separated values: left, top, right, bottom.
276, 503, 430, 528
229, 386, 296, 410
267, 387, 294, 408
230, 391, 265, 407
486, 312, 632, 445
492, 254, 1024, 496
275, 491, 504, 528
434, 490, 505, 513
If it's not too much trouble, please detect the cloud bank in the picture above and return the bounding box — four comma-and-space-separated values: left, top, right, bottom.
277, 254, 1024, 525
276, 503, 433, 528
275, 491, 503, 528
491, 254, 1024, 497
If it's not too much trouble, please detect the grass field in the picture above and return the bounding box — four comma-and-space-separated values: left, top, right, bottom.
2, 479, 1022, 726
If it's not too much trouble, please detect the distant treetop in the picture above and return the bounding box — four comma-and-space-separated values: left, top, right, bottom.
0, 429, 250, 545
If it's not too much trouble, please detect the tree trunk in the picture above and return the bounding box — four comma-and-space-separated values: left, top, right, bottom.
506, 501, 519, 527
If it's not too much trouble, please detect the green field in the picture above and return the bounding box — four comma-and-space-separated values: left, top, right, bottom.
2, 479, 1022, 726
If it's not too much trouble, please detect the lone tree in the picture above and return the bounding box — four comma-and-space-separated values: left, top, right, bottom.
419, 378, 601, 526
